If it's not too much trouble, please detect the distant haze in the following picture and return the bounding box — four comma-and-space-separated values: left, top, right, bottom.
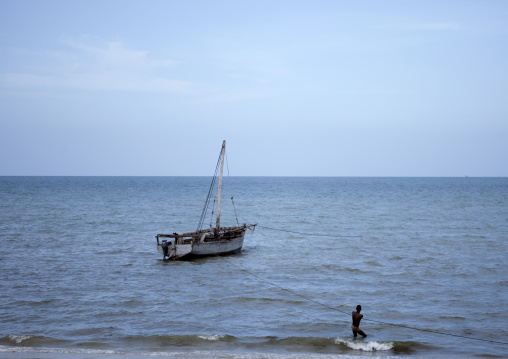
1, 1, 507, 176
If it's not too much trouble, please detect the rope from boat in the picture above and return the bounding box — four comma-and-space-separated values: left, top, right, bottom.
223, 256, 508, 346
257, 225, 362, 238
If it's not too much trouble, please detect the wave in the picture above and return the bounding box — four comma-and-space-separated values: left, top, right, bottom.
197, 334, 226, 341
0, 345, 120, 357
0, 334, 70, 347
0, 345, 426, 359
335, 338, 433, 355
1, 333, 427, 356
335, 339, 393, 352
8, 334, 31, 344
335, 338, 393, 351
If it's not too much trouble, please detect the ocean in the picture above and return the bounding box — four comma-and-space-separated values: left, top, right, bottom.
0, 176, 507, 358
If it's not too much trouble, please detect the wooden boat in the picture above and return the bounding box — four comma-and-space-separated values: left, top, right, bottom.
156, 140, 257, 260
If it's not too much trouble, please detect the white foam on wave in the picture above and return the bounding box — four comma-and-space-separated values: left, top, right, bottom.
8, 334, 32, 343
335, 338, 394, 351
198, 334, 225, 341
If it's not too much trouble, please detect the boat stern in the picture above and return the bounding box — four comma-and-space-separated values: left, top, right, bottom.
156, 235, 193, 260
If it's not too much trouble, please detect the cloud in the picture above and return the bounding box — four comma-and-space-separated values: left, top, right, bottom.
411, 22, 460, 31
374, 22, 460, 31
0, 36, 194, 94
200, 88, 278, 104
0, 35, 289, 104
1, 73, 54, 88
63, 36, 153, 69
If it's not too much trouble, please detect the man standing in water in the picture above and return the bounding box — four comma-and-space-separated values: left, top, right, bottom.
352, 305, 367, 338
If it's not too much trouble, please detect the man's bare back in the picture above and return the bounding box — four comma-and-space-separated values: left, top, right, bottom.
351, 305, 367, 338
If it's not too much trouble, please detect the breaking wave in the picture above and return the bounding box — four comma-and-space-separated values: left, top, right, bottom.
8, 335, 32, 344
335, 338, 394, 351
197, 334, 226, 341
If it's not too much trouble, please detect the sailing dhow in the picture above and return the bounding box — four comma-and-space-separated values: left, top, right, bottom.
156, 140, 257, 260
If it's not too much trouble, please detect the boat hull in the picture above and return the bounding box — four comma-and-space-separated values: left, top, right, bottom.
157, 233, 245, 260
191, 235, 244, 257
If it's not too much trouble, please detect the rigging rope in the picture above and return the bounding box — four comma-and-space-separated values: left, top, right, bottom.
231, 196, 240, 226
223, 250, 507, 346
198, 145, 239, 231
196, 146, 223, 233
224, 150, 240, 226
208, 198, 216, 228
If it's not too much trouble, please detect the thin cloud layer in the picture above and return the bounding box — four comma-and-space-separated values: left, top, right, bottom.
0, 1, 507, 176
1, 37, 194, 94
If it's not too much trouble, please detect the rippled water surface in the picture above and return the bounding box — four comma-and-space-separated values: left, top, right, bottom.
0, 177, 507, 358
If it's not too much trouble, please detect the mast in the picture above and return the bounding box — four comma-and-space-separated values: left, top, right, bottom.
215, 140, 226, 236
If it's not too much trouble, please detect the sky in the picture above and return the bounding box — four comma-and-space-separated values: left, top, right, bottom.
1, 0, 507, 176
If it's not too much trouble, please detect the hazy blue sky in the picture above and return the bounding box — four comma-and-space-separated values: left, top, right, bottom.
1, 0, 507, 176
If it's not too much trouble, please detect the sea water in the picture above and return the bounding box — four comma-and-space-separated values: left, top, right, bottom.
0, 177, 507, 358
